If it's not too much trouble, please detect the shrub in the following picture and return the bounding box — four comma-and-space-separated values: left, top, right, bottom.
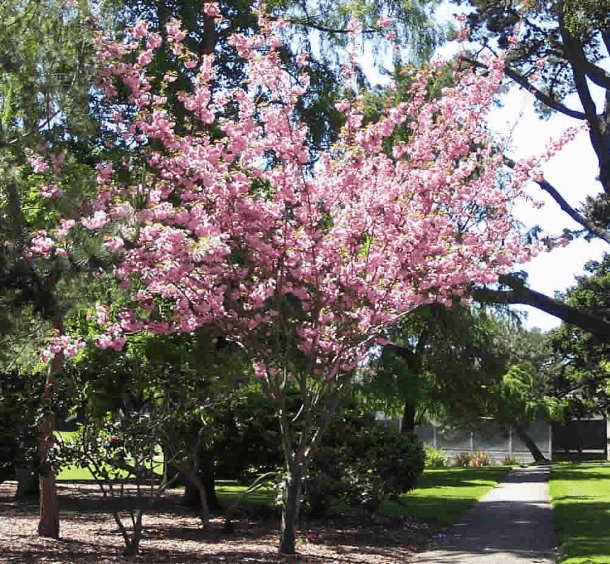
452, 452, 473, 467
302, 399, 425, 517
424, 446, 447, 468
469, 451, 491, 467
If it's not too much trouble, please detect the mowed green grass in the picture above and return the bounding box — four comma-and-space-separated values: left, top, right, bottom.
218, 466, 510, 523
383, 466, 511, 523
55, 431, 163, 481
550, 462, 610, 564
55, 431, 510, 525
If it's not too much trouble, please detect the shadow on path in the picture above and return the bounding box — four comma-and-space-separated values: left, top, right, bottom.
413, 466, 558, 564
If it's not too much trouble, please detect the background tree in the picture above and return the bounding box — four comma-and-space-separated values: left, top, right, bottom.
550, 254, 610, 416
0, 0, 103, 538
367, 304, 511, 436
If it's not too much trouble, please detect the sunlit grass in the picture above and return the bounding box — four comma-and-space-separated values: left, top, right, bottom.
550, 462, 610, 564
382, 466, 511, 523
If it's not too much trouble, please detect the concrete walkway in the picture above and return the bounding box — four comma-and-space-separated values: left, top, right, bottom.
413, 466, 558, 564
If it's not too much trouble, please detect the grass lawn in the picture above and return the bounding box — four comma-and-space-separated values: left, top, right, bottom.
550, 462, 610, 564
218, 466, 511, 524
383, 466, 511, 523
56, 441, 510, 527
55, 431, 164, 481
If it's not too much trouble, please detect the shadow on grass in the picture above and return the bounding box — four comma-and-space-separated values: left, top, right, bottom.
553, 500, 610, 561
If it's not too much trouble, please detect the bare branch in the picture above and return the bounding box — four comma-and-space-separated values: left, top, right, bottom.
472, 280, 610, 340
459, 55, 587, 120
504, 157, 610, 245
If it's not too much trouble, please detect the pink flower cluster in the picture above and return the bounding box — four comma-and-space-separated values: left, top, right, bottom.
30, 232, 55, 258
39, 335, 85, 363
51, 9, 541, 380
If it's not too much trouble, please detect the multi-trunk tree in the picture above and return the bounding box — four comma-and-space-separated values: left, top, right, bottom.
31, 4, 552, 552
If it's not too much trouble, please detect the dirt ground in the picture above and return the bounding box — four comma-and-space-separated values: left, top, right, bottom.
0, 480, 439, 563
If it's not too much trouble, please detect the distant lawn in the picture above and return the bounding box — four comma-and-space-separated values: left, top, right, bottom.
55, 431, 163, 481
216, 482, 277, 506
218, 466, 510, 524
550, 462, 610, 564
383, 466, 511, 523
56, 450, 510, 527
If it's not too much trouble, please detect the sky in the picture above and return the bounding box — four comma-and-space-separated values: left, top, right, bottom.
490, 90, 607, 331
360, 3, 609, 333
312, 2, 608, 333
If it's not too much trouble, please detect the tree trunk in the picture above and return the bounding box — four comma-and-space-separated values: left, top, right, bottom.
181, 443, 219, 510
14, 465, 39, 500
38, 333, 63, 539
514, 423, 549, 463
177, 467, 210, 526
279, 465, 303, 555
183, 471, 219, 510
401, 402, 417, 440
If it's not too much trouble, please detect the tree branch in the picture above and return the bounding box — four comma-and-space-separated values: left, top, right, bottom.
503, 157, 610, 245
459, 55, 587, 120
472, 280, 610, 340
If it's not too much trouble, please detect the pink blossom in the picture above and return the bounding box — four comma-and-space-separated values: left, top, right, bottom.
29, 156, 49, 173
96, 161, 113, 184
95, 304, 110, 326
104, 236, 125, 252
82, 210, 109, 230
56, 219, 75, 238
39, 183, 64, 199
532, 171, 545, 183
30, 233, 55, 258
377, 17, 392, 29
132, 20, 148, 39
138, 50, 153, 66
203, 2, 220, 17
295, 51, 309, 67
147, 32, 162, 50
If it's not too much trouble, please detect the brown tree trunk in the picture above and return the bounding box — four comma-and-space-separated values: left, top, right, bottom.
514, 423, 549, 463
38, 327, 63, 539
279, 464, 303, 555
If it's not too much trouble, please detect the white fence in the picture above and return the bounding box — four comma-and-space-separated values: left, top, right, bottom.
415, 420, 551, 464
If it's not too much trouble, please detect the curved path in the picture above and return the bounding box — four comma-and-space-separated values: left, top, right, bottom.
413, 466, 558, 564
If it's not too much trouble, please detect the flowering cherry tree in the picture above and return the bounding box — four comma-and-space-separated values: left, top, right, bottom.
35, 3, 541, 553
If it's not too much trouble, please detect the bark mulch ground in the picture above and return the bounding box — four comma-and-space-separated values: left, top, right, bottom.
0, 480, 440, 563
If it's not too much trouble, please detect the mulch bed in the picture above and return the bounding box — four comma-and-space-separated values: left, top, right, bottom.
0, 480, 441, 563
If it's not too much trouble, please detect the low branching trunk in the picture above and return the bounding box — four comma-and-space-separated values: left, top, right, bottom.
514, 423, 549, 463
176, 465, 210, 526
279, 465, 303, 555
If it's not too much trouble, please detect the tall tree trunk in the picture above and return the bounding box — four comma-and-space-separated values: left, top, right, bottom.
514, 423, 548, 463
38, 324, 63, 539
279, 464, 303, 555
